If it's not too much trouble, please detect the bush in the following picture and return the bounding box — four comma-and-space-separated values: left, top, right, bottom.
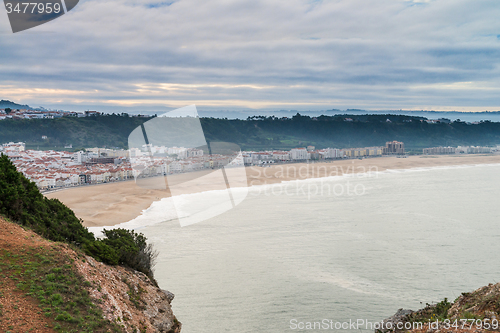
81, 238, 119, 265
0, 154, 158, 278
0, 154, 95, 245
102, 228, 158, 279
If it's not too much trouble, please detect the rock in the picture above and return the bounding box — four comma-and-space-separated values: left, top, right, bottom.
163, 290, 175, 304
377, 308, 414, 333
72, 252, 182, 333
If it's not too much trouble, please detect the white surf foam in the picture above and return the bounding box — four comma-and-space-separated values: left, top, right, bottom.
88, 162, 500, 236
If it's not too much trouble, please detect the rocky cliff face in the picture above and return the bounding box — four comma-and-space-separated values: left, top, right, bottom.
0, 217, 181, 333
378, 283, 500, 333
72, 254, 181, 333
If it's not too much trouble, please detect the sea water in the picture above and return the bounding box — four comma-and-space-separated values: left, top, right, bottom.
118, 164, 500, 332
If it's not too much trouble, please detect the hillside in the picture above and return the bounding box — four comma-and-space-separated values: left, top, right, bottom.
0, 153, 157, 278
0, 115, 150, 150
2, 114, 500, 151
0, 99, 32, 110
202, 114, 500, 150
0, 217, 181, 333
0, 154, 181, 332
379, 284, 500, 333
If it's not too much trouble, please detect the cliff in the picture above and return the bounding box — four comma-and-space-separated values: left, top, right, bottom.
73, 253, 181, 333
379, 283, 500, 333
0, 216, 181, 333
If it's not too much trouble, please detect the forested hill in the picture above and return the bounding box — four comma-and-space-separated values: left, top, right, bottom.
0, 99, 32, 109
1, 113, 500, 151
0, 114, 150, 150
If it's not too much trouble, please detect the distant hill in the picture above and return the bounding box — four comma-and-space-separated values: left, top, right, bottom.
0, 99, 33, 110
0, 114, 150, 150
1, 113, 500, 151
204, 114, 500, 150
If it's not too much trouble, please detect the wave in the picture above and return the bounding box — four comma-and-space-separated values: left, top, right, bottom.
88, 162, 500, 236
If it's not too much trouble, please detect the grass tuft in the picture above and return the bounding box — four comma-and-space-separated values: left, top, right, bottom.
0, 247, 122, 332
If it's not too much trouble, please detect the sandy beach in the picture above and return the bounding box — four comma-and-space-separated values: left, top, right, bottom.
45, 154, 500, 227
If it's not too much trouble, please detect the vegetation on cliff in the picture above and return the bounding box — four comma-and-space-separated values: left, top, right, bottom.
0, 153, 178, 332
0, 216, 180, 333
0, 221, 122, 332
0, 154, 157, 279
380, 283, 500, 333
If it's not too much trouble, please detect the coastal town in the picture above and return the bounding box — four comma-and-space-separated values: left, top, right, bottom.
0, 108, 93, 120
0, 140, 497, 191
0, 108, 146, 120
1, 106, 496, 125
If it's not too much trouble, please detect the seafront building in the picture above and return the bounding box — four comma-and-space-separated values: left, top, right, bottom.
0, 141, 394, 190
343, 147, 383, 158
3, 148, 134, 190
422, 147, 456, 155
11, 140, 492, 191
383, 141, 405, 155
423, 146, 493, 155
1, 142, 232, 190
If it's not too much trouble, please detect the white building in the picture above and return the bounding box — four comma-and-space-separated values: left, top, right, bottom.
187, 148, 204, 158
290, 148, 309, 160
456, 146, 492, 154
129, 148, 142, 157
74, 151, 87, 164
1, 142, 25, 153
321, 148, 341, 159
272, 151, 290, 161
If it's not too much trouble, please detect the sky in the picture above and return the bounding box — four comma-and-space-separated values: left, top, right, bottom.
1, 0, 500, 112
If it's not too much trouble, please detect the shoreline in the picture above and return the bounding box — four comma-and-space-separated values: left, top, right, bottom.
45, 154, 500, 227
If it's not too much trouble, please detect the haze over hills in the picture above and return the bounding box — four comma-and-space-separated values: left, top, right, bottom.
1, 113, 500, 151
0, 99, 50, 111
3, 99, 500, 122
195, 109, 500, 123
2, 99, 500, 151
0, 99, 33, 110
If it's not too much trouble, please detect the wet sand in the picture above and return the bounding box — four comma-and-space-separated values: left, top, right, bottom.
45, 154, 500, 227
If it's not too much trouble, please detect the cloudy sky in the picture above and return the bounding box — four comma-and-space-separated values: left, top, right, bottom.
1, 0, 500, 112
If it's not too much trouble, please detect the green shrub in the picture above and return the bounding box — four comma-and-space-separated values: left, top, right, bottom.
0, 154, 158, 278
81, 238, 119, 265
55, 311, 78, 323
102, 229, 158, 279
0, 154, 95, 245
434, 298, 452, 319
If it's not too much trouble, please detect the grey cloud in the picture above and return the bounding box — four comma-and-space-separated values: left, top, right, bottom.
0, 0, 500, 111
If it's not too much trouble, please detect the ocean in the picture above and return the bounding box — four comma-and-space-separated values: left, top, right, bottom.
111, 164, 500, 332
